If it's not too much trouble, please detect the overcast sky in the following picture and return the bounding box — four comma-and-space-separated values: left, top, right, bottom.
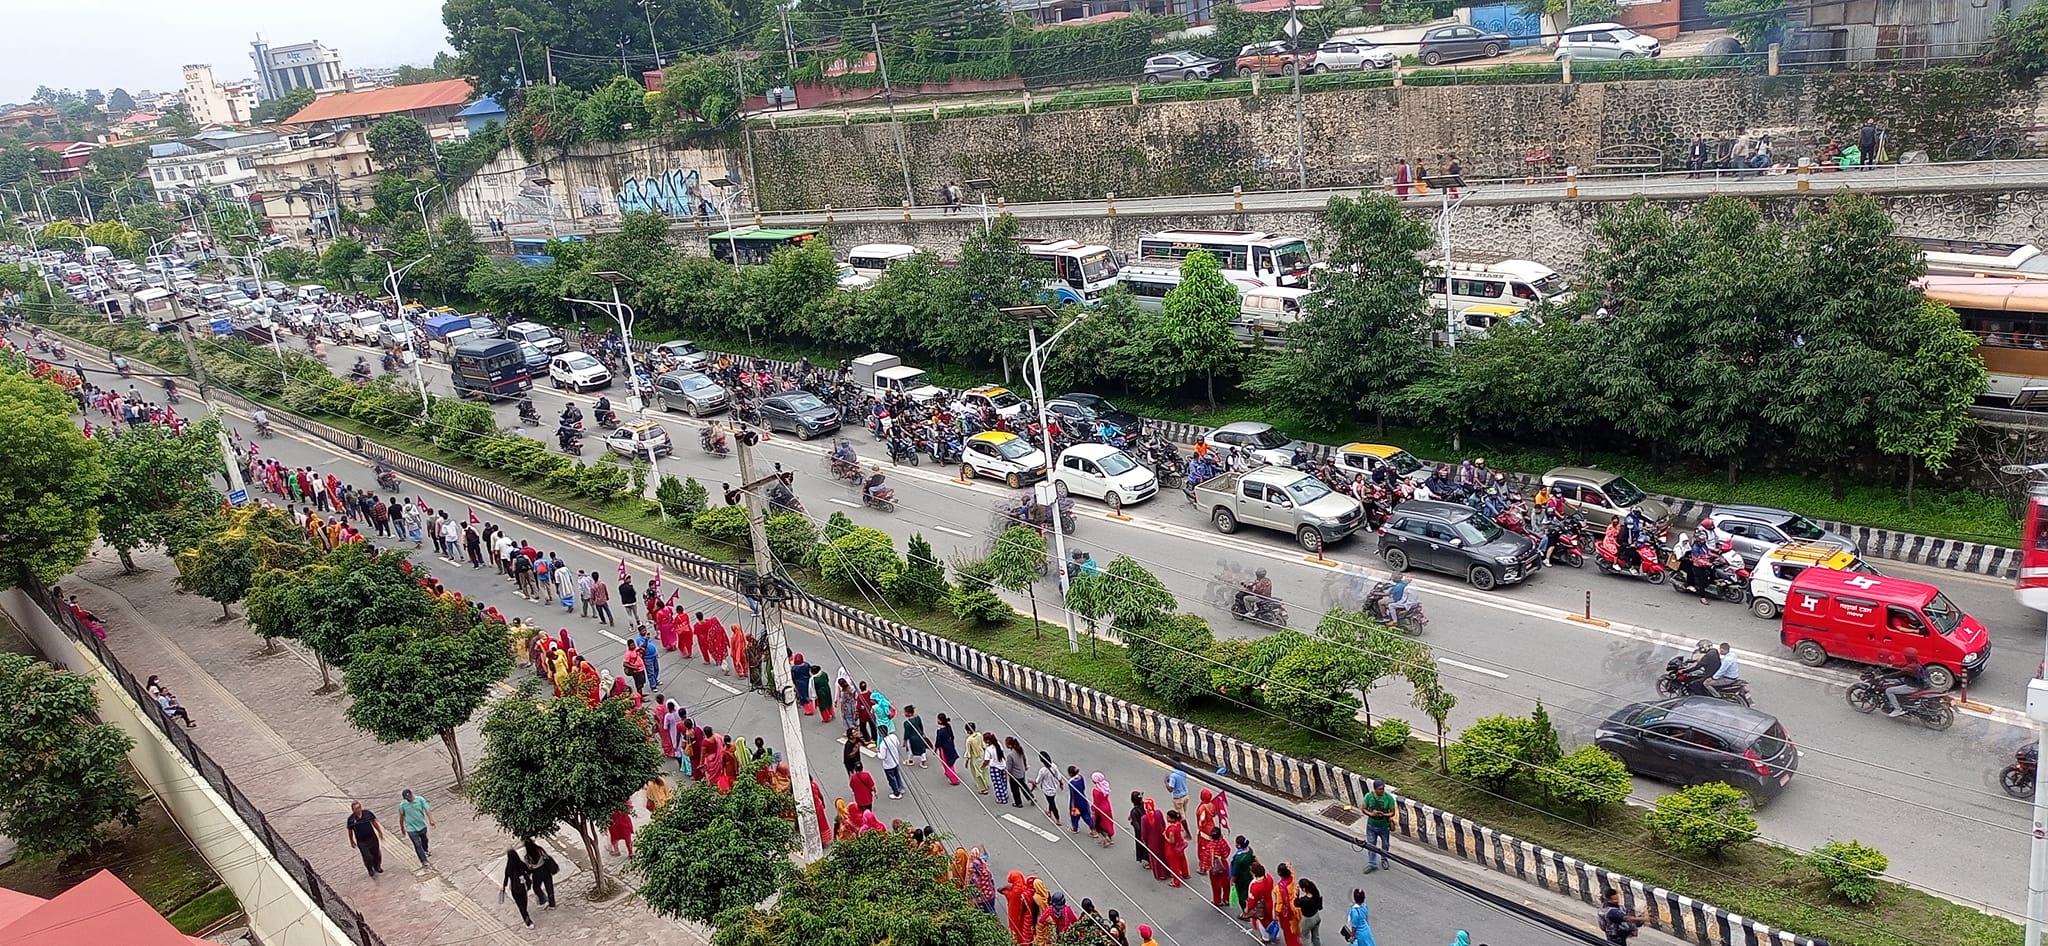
2, 0, 451, 105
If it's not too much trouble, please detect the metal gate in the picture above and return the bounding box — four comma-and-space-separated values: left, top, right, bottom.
1467, 2, 1545, 48
1680, 0, 1710, 29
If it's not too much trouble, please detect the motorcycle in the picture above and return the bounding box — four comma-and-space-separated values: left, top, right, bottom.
927, 433, 962, 466
888, 435, 920, 466
2002, 745, 2039, 799
700, 427, 731, 457
1494, 499, 1533, 537
1593, 530, 1666, 584
595, 406, 619, 429
1668, 547, 1749, 604
375, 467, 401, 492
517, 401, 541, 427
558, 422, 585, 456
863, 484, 898, 513
1364, 581, 1428, 634
1845, 667, 1955, 731
1654, 655, 1753, 707
1229, 583, 1289, 628
827, 442, 863, 483
1540, 514, 1586, 568
255, 419, 275, 438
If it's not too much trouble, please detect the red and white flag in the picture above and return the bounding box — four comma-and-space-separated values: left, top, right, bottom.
617, 558, 630, 585
467, 507, 480, 525
416, 497, 430, 513
648, 567, 662, 600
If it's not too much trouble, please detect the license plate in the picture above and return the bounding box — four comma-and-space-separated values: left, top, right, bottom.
1778, 774, 1791, 786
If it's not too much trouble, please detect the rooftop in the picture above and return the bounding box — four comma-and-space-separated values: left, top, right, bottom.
454, 95, 505, 119
0, 870, 213, 946
283, 78, 473, 124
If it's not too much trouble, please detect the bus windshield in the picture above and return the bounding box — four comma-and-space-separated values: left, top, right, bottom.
1532, 272, 1571, 298
1079, 251, 1117, 283
1270, 240, 1311, 273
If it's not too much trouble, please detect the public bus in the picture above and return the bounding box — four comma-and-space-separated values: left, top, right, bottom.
1017, 238, 1120, 304
2019, 477, 2048, 612
1919, 275, 2048, 407
511, 235, 584, 267
1134, 228, 1313, 289
708, 227, 820, 265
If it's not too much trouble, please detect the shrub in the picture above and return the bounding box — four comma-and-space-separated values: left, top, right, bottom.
1533, 745, 1633, 820
1371, 718, 1412, 750
656, 475, 708, 519
764, 513, 817, 566
1807, 839, 1887, 905
948, 586, 1012, 626
888, 534, 949, 611
692, 505, 750, 550
430, 399, 496, 448
1445, 707, 1562, 793
1206, 638, 1256, 696
815, 527, 902, 592
1129, 614, 1216, 711
1644, 782, 1758, 857
822, 511, 856, 542
1996, 4, 2048, 85
1262, 637, 1362, 730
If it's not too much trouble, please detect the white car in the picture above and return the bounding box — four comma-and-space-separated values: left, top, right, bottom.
548, 352, 612, 391
961, 431, 1048, 488
603, 421, 673, 458
1311, 40, 1396, 71
957, 385, 1028, 420
1053, 444, 1158, 507
1553, 23, 1662, 60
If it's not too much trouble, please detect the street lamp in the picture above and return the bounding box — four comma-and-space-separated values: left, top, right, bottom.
371, 247, 432, 417
566, 272, 664, 499
708, 177, 740, 272
414, 183, 442, 240
1435, 187, 1475, 348
1004, 303, 1089, 654
527, 177, 557, 239
964, 177, 996, 235
502, 26, 532, 89
639, 0, 664, 69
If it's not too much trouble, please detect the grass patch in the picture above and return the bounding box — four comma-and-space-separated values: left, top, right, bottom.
0, 790, 224, 918
167, 885, 242, 934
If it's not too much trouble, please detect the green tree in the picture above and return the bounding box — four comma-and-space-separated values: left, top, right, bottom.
320, 237, 369, 289
368, 116, 436, 173
174, 506, 309, 618
341, 603, 512, 789
714, 829, 1011, 946
470, 682, 665, 898
1533, 745, 1633, 821
505, 84, 586, 159
579, 75, 652, 141
1128, 613, 1215, 711
425, 215, 485, 299
107, 88, 136, 113
122, 201, 174, 244
1876, 301, 1985, 503
0, 653, 143, 860
162, 105, 200, 136
262, 246, 316, 281
252, 86, 318, 124
1158, 250, 1243, 406
1644, 782, 1757, 856
888, 533, 950, 611
983, 525, 1047, 625
244, 543, 436, 690
653, 54, 758, 129
1261, 634, 1362, 729
0, 365, 107, 589
1071, 554, 1176, 633
1255, 194, 1435, 430
1709, 0, 1787, 49
1995, 4, 2048, 85
924, 215, 1046, 369
92, 415, 224, 572
1399, 319, 1595, 442
632, 776, 796, 923
816, 526, 902, 593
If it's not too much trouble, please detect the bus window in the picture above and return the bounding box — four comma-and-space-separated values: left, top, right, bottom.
1511, 282, 1537, 300
1253, 249, 1273, 275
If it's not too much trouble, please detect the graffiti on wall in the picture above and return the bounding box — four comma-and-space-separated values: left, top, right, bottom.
576, 186, 606, 217
617, 167, 716, 219
501, 181, 562, 225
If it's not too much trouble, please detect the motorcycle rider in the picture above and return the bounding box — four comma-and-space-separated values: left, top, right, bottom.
517, 397, 539, 423
251, 407, 272, 436
560, 402, 583, 427
1884, 647, 1929, 718
1618, 508, 1649, 572
1385, 576, 1421, 626
1422, 465, 1460, 502
830, 439, 857, 477
1708, 642, 1742, 695
1678, 534, 1716, 602
595, 395, 615, 427
863, 467, 889, 504
557, 421, 580, 452
161, 377, 179, 402
113, 353, 130, 375
1235, 568, 1274, 618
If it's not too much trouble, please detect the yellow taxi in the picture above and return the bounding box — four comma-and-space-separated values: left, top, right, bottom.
1748, 542, 1880, 620
1333, 442, 1430, 485
957, 384, 1028, 419
1456, 303, 1534, 339
961, 431, 1047, 488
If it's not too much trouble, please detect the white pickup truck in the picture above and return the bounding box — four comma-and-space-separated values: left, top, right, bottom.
1193, 467, 1367, 553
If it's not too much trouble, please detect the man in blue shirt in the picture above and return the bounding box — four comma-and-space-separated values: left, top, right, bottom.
1165, 768, 1189, 820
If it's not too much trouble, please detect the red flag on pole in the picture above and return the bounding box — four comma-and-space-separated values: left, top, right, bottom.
617, 558, 630, 585
416, 497, 430, 513
648, 567, 662, 600
467, 507, 480, 525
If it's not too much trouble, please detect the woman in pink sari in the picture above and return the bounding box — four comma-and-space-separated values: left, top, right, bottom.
1140, 798, 1169, 881
1089, 773, 1116, 848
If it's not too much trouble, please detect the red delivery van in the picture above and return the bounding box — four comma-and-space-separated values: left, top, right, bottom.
1781, 567, 1990, 690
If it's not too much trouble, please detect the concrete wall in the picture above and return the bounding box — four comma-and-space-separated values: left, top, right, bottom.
2, 591, 356, 946
452, 139, 742, 235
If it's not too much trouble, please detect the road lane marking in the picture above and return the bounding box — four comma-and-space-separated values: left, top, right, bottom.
1438, 657, 1510, 679
828, 498, 861, 508
705, 677, 741, 695
599, 630, 629, 644
934, 526, 974, 538
1000, 812, 1062, 843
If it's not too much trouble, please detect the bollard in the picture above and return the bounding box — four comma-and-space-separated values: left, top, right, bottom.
1796, 157, 1812, 192
1767, 43, 1780, 77
1564, 165, 1579, 199
902, 200, 912, 222
1567, 589, 1611, 627
754, 212, 764, 227
1106, 192, 1117, 217
1024, 90, 1033, 115
956, 462, 973, 485
1561, 56, 1572, 84
824, 204, 834, 224
1233, 185, 1244, 212
1105, 491, 1130, 521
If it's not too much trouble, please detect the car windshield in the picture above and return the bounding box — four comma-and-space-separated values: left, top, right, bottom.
1532, 272, 1571, 299
986, 390, 1024, 409
785, 393, 825, 412
1284, 477, 1332, 504
1924, 592, 1965, 634
1780, 515, 1826, 540
1602, 475, 1647, 507
1626, 703, 1671, 726
1383, 450, 1424, 475
520, 344, 543, 360
1270, 241, 1311, 272
1451, 515, 1504, 545
564, 354, 599, 370
994, 438, 1037, 460
681, 375, 717, 392
1242, 427, 1292, 449
1098, 451, 1138, 476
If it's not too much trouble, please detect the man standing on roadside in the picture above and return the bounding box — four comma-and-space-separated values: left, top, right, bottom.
590, 577, 614, 626
1361, 779, 1395, 874
577, 570, 595, 617
346, 801, 385, 877
398, 788, 434, 869
1165, 768, 1189, 821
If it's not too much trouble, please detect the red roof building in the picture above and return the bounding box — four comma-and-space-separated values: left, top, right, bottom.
0, 870, 215, 946
26, 141, 99, 181
282, 78, 475, 127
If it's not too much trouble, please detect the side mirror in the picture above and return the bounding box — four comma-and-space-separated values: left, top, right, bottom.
1449, 538, 1463, 547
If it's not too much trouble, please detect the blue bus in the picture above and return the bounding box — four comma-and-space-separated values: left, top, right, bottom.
511, 235, 584, 267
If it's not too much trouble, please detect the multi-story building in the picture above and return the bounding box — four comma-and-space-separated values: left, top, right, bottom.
28, 141, 98, 182
251, 125, 376, 247
281, 78, 474, 138
146, 129, 285, 200
181, 65, 255, 127
250, 37, 345, 101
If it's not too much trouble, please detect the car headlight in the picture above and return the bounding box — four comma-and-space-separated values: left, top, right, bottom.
1496, 554, 1520, 565
1964, 650, 1985, 666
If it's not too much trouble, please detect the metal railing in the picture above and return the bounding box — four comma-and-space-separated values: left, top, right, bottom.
22, 583, 389, 946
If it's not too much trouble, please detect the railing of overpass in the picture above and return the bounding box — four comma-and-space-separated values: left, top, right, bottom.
23, 582, 391, 946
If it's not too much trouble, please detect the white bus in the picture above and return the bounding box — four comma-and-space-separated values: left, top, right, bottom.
1134, 228, 1313, 289
1422, 256, 1572, 318
1019, 238, 1121, 305
839, 243, 919, 290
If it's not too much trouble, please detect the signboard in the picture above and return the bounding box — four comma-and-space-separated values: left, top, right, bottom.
228, 488, 249, 506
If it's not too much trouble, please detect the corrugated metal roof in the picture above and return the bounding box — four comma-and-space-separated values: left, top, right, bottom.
455, 95, 505, 118
283, 78, 475, 124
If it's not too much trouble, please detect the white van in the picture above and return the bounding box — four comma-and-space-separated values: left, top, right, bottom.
839, 243, 918, 290
1236, 286, 1311, 347
1422, 256, 1573, 318
298, 285, 330, 304
343, 310, 387, 344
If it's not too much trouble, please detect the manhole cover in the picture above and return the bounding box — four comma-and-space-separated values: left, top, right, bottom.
1319, 804, 1362, 825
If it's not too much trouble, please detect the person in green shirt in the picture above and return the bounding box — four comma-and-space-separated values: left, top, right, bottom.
398, 788, 435, 868
1361, 779, 1395, 873
813, 667, 834, 723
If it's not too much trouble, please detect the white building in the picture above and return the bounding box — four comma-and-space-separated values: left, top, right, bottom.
180, 65, 256, 126
251, 36, 345, 101
146, 129, 285, 200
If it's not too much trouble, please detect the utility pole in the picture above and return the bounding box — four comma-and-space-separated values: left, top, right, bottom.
1287, 0, 1306, 190
640, 0, 663, 68
155, 255, 250, 503
779, 8, 798, 75
870, 20, 917, 207
546, 47, 556, 86
733, 427, 823, 859
732, 57, 761, 209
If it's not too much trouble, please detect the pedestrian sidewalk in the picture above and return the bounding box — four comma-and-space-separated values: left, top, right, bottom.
63, 547, 707, 946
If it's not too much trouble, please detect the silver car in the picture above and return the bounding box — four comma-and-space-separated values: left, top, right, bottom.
653, 370, 731, 416
1143, 51, 1223, 83
1202, 421, 1300, 468
1704, 503, 1858, 567
1553, 23, 1661, 60
1311, 40, 1397, 71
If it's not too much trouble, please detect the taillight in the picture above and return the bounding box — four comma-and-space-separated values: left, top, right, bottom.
1743, 748, 1771, 776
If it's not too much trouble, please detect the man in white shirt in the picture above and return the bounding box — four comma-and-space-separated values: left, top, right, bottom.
576, 571, 596, 618
878, 731, 905, 799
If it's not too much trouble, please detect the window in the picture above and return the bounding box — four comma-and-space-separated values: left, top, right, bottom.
239, 157, 256, 170
1885, 607, 1927, 635
181, 166, 197, 180
1581, 490, 1610, 508
206, 162, 226, 177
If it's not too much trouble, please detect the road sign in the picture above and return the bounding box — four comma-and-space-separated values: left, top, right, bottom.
228, 488, 249, 506
1284, 14, 1301, 38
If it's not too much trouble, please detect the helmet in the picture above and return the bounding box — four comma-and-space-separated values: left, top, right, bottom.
1719, 541, 1735, 552
1255, 568, 1267, 579
1699, 517, 1715, 529
1696, 639, 1714, 652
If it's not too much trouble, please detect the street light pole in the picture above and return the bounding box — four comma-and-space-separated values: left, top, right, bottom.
503, 27, 532, 89
372, 248, 431, 417
568, 275, 662, 498
414, 184, 442, 239
639, 0, 663, 68
1437, 187, 1472, 348
144, 245, 250, 503
1006, 305, 1089, 653
1287, 0, 1306, 190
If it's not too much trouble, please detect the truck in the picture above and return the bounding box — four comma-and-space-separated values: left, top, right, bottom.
425, 314, 479, 362
450, 339, 531, 401
848, 352, 948, 402
1193, 466, 1367, 552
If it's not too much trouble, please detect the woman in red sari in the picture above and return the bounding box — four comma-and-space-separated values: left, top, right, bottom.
655, 605, 680, 652
1089, 772, 1116, 847
702, 616, 728, 669
718, 736, 740, 792
1161, 810, 1191, 887
1000, 870, 1032, 945
1140, 798, 1169, 881
729, 623, 750, 679
606, 807, 634, 856
685, 724, 706, 780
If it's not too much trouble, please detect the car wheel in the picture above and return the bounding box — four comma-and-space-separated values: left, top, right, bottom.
1004, 472, 1024, 489
1146, 73, 1164, 83
1484, 42, 1502, 57
1383, 548, 1410, 572
1184, 70, 1201, 81
1924, 665, 1957, 692
1791, 639, 1828, 667
1468, 565, 1497, 591
961, 463, 977, 481
1213, 508, 1239, 533
1297, 527, 1324, 554
1750, 597, 1779, 620
1282, 61, 1296, 75
1236, 66, 1254, 77
1619, 51, 1636, 60
1104, 491, 1121, 508
1423, 51, 1443, 66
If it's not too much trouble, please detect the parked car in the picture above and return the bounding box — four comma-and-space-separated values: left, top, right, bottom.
1705, 503, 1858, 567
1235, 41, 1313, 77
1417, 24, 1512, 65
1311, 39, 1397, 71
1377, 499, 1540, 590
1053, 444, 1158, 507
957, 384, 1027, 420
653, 370, 731, 416
1203, 421, 1299, 468
1552, 22, 1661, 60
760, 391, 840, 439
1594, 697, 1799, 801
1540, 467, 1671, 533
603, 421, 673, 458
548, 351, 612, 391
961, 431, 1048, 488
1195, 467, 1365, 551
1747, 542, 1879, 620
1054, 392, 1141, 433
1143, 51, 1224, 83
651, 339, 712, 369
517, 341, 550, 371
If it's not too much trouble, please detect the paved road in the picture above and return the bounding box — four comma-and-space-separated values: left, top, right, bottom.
137, 328, 2040, 920
75, 367, 1614, 946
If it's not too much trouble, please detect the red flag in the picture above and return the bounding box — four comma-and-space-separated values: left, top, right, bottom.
617, 558, 630, 585
467, 507, 480, 525
416, 496, 430, 513
648, 567, 662, 600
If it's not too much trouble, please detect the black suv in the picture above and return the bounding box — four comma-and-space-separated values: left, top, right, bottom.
1376, 499, 1539, 590
1594, 697, 1798, 801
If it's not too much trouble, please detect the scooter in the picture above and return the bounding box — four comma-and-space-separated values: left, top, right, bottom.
1668, 550, 1749, 604
558, 422, 585, 456
1654, 656, 1753, 706
889, 435, 920, 466
2002, 745, 2038, 799
1364, 581, 1427, 634
700, 427, 731, 457
863, 484, 897, 513
255, 419, 274, 438
1845, 667, 1955, 731
1540, 514, 1586, 568
1593, 531, 1666, 584
375, 467, 401, 492
1229, 585, 1289, 628
518, 401, 541, 427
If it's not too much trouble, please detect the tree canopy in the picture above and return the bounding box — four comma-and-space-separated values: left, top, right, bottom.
0, 653, 143, 860
632, 776, 795, 924
713, 829, 1011, 946
93, 415, 225, 571
0, 364, 107, 589
368, 116, 436, 173
340, 599, 511, 789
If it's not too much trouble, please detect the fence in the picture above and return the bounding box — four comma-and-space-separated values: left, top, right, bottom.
20, 582, 389, 946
